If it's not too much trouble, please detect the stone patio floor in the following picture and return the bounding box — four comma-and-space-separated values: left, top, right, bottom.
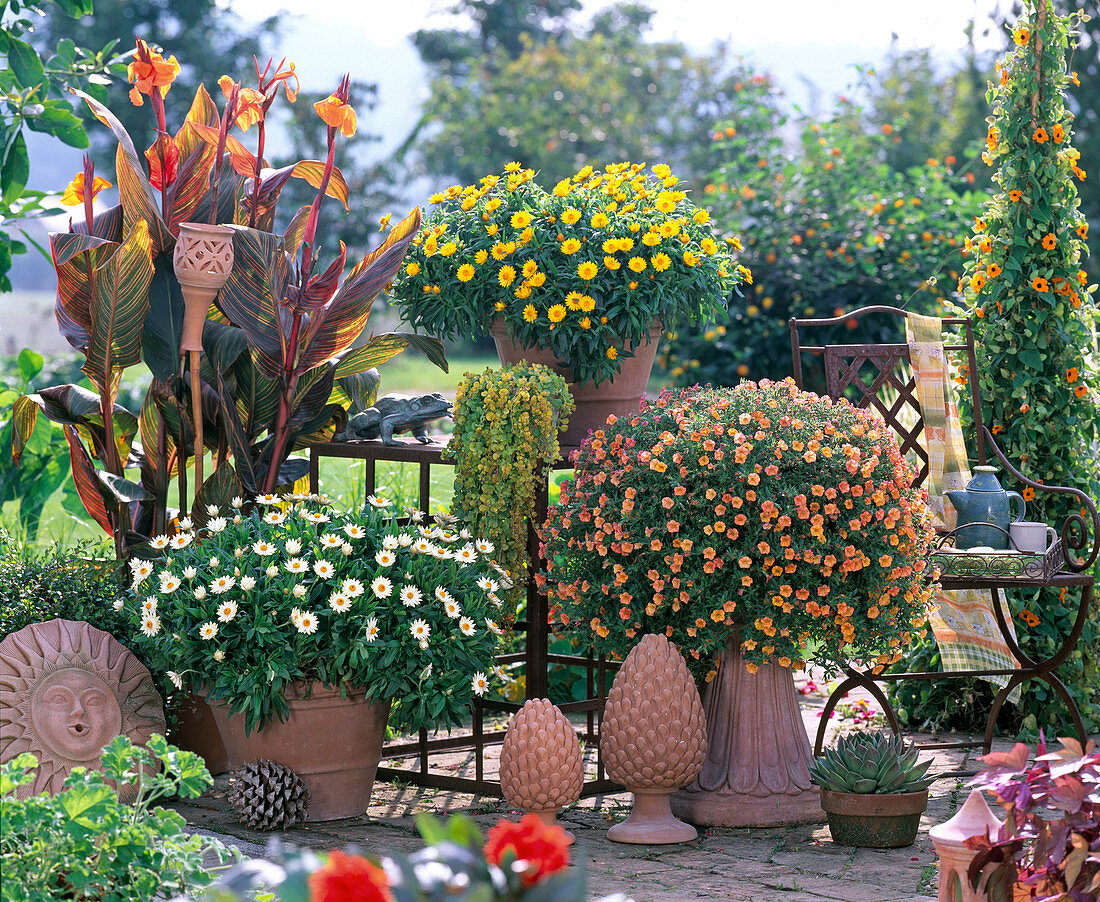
171, 679, 1082, 902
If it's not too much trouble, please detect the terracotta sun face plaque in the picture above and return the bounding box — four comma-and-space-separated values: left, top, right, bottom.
0, 619, 165, 798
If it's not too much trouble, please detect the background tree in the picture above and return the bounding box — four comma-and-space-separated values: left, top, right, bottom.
36, 0, 279, 172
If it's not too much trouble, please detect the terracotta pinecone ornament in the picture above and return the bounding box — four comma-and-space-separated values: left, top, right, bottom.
601, 633, 706, 843
500, 698, 583, 842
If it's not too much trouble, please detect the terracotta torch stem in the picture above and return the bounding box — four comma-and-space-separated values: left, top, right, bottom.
190, 350, 203, 494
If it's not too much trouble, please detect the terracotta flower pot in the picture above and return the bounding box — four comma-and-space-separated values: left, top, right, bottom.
172, 222, 235, 351
820, 788, 929, 847
210, 683, 390, 821
172, 693, 233, 775
489, 319, 662, 446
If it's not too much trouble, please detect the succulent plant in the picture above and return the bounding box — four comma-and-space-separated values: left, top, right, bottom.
809, 731, 935, 794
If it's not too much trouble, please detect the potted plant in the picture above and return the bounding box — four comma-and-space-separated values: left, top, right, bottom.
963, 735, 1100, 901
390, 162, 747, 444
540, 378, 937, 826
447, 363, 574, 614
809, 731, 936, 847
124, 493, 505, 820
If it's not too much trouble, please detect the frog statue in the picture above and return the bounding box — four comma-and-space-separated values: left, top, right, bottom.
334, 393, 452, 446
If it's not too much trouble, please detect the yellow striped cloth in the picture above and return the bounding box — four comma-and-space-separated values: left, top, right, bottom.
906, 313, 1021, 701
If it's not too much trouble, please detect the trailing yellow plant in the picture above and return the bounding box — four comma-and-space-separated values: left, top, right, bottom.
446, 364, 574, 614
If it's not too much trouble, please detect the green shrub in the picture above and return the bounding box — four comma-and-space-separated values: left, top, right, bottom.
0, 734, 230, 902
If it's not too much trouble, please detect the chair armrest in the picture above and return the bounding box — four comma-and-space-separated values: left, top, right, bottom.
982, 426, 1099, 572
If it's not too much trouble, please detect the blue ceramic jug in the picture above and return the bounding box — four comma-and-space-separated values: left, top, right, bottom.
944, 466, 1026, 550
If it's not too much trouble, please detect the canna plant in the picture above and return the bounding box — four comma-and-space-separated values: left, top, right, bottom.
11, 40, 443, 560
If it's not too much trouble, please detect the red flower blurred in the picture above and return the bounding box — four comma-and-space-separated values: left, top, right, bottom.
484, 814, 570, 886
308, 850, 392, 902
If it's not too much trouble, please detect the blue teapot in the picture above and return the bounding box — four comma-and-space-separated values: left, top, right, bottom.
944, 466, 1026, 550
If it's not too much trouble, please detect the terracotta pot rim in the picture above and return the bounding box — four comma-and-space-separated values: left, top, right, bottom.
488, 316, 662, 353
177, 221, 235, 235
820, 787, 929, 816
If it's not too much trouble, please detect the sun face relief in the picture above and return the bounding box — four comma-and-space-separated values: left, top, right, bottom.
30, 668, 123, 763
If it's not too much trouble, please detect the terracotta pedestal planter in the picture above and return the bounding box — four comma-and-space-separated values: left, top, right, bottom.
670, 635, 824, 827
172, 693, 232, 775
210, 683, 390, 821
821, 788, 929, 847
489, 319, 662, 447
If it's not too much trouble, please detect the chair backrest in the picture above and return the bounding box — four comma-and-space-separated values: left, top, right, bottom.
788, 306, 986, 492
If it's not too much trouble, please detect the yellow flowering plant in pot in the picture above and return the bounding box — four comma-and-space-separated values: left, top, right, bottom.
539, 379, 939, 827
390, 162, 747, 387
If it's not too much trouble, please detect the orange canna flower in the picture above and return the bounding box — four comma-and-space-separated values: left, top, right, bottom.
127, 38, 180, 106
60, 171, 112, 206
315, 92, 357, 137
218, 75, 266, 130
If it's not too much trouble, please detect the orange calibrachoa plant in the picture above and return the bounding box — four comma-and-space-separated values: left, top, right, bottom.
540, 379, 937, 680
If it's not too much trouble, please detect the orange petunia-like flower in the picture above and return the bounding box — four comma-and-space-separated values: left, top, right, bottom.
1052, 123, 1064, 143
1033, 127, 1049, 144
1077, 223, 1089, 240
1042, 233, 1057, 250
315, 93, 357, 137
1076, 385, 1088, 398
484, 815, 570, 886
987, 263, 1002, 278
1032, 276, 1049, 292
1008, 190, 1023, 202
60, 171, 112, 206
127, 38, 180, 107
970, 272, 986, 292
1067, 368, 1079, 383
1023, 486, 1036, 501
308, 849, 392, 902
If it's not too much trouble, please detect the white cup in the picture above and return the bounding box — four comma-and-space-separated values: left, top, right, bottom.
1009, 521, 1057, 554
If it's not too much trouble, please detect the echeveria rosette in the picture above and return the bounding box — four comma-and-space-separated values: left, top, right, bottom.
126, 496, 504, 733
390, 162, 746, 385
539, 379, 938, 681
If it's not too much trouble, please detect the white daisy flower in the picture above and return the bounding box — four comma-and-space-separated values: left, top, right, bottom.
292, 583, 308, 598
406, 507, 425, 523
167, 671, 184, 690
253, 540, 277, 556
194, 585, 208, 601
231, 496, 244, 509
342, 524, 367, 539
112, 598, 125, 611
141, 615, 161, 637
212, 649, 225, 662
365, 617, 379, 642
131, 560, 153, 583
487, 592, 502, 607
492, 664, 507, 681
475, 539, 495, 555
183, 565, 197, 579
290, 606, 302, 625
301, 510, 330, 524
233, 515, 243, 525
142, 597, 157, 615
159, 575, 181, 594
410, 619, 430, 642
199, 622, 218, 640
296, 611, 319, 634
444, 600, 461, 619
207, 516, 228, 533
476, 576, 495, 592
435, 587, 454, 605
429, 546, 450, 560
342, 542, 353, 556
285, 538, 302, 555
343, 578, 365, 598
459, 616, 476, 636
320, 533, 343, 548
375, 550, 396, 568
205, 503, 220, 516
263, 510, 287, 526
381, 535, 399, 551
485, 618, 504, 636
313, 560, 336, 579
371, 576, 393, 598
240, 575, 256, 591
149, 535, 170, 549
255, 493, 280, 505
456, 544, 477, 564
329, 593, 351, 613
366, 494, 391, 509
285, 557, 308, 574
285, 492, 308, 502
178, 517, 193, 530
397, 532, 414, 547
265, 565, 278, 578
459, 528, 472, 540
411, 539, 431, 554
169, 533, 193, 549
400, 584, 422, 607
217, 601, 238, 622
211, 575, 237, 594
417, 525, 434, 538
208, 556, 220, 569
471, 672, 488, 696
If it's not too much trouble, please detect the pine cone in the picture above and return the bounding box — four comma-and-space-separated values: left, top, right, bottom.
500, 698, 583, 813
601, 633, 706, 790
227, 759, 310, 830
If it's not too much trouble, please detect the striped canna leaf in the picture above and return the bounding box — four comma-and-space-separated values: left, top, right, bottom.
216, 226, 288, 378
51, 232, 120, 353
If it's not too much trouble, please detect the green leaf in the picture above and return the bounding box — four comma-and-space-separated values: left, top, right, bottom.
16, 347, 43, 382
51, 231, 120, 351
335, 333, 448, 377
63, 425, 116, 536
1, 131, 30, 206
6, 36, 45, 89
59, 781, 115, 828
97, 470, 153, 503
141, 252, 187, 382
26, 100, 88, 147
